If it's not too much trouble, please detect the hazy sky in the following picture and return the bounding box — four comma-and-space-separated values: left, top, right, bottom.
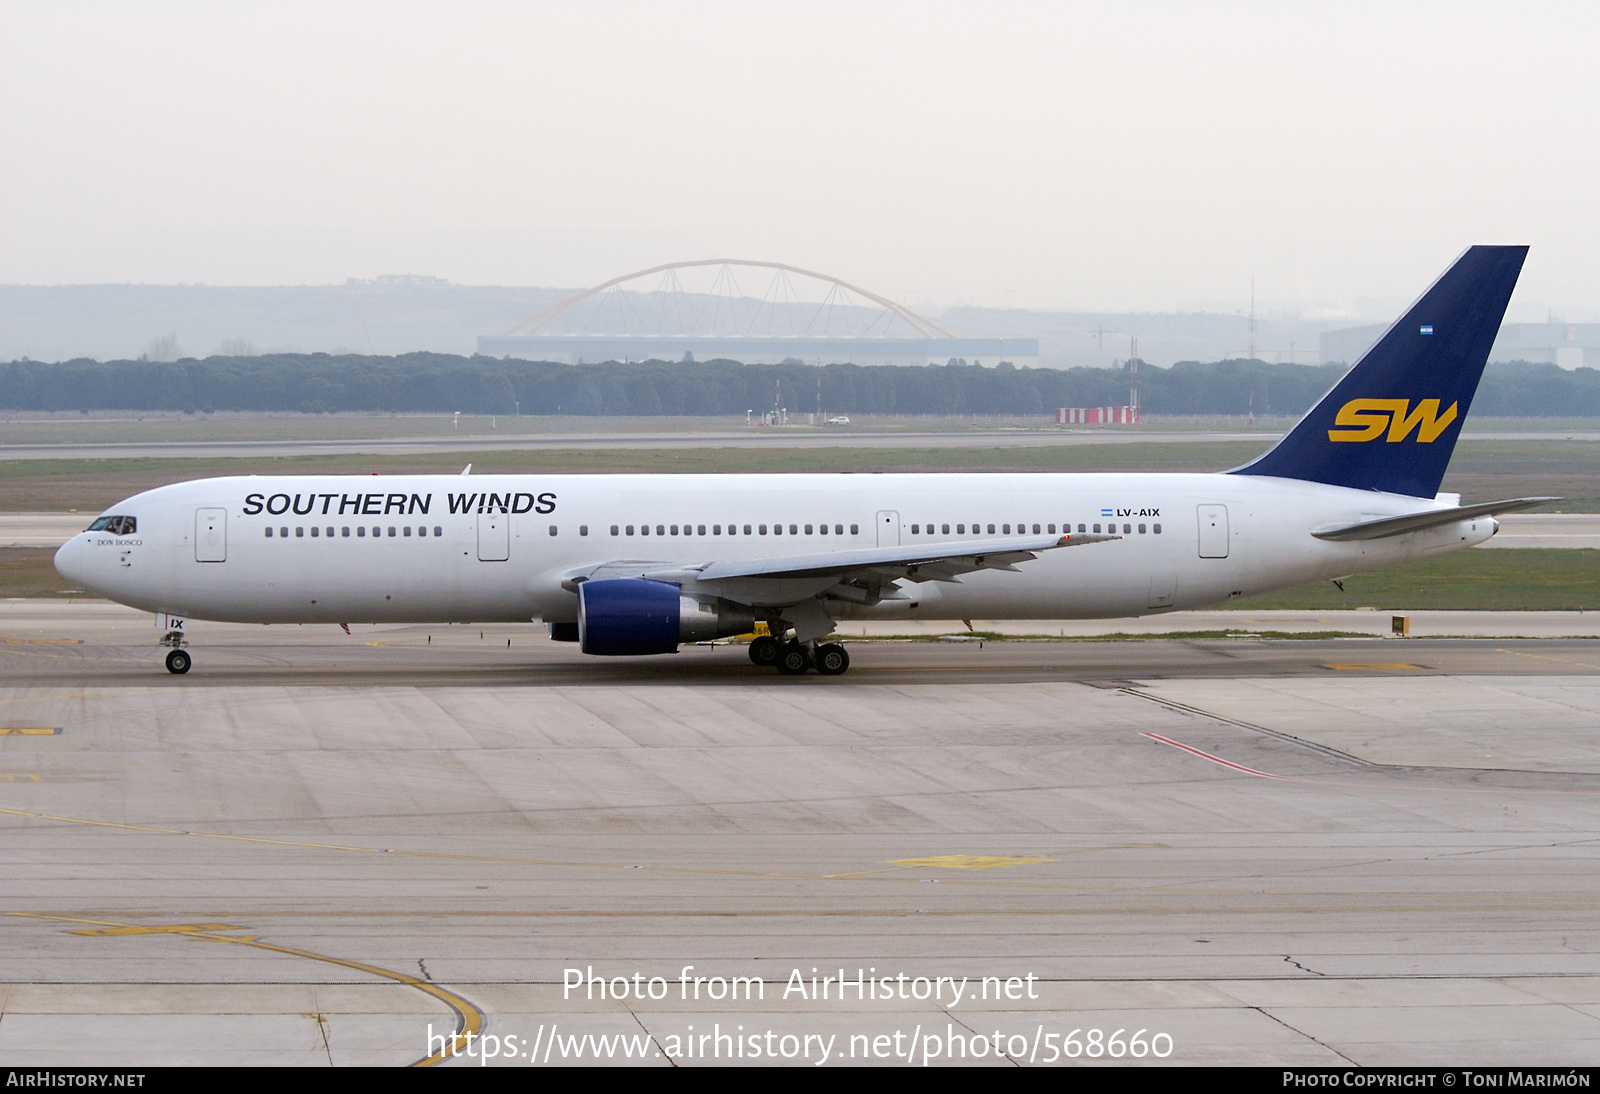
3, 2, 1597, 317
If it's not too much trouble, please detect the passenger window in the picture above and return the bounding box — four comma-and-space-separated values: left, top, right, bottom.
713, 525, 722, 535
580, 525, 589, 536
1033, 524, 1040, 534
788, 524, 797, 535
760, 525, 768, 535
987, 524, 995, 534
641, 525, 650, 535
343, 527, 350, 537
402, 526, 411, 537
626, 525, 635, 535
957, 524, 965, 534
296, 527, 304, 537
1154, 523, 1162, 534
834, 524, 843, 535
850, 524, 858, 535
434, 526, 442, 537
942, 524, 950, 534
549, 525, 558, 536
1048, 524, 1055, 533
611, 525, 619, 536
388, 527, 397, 537
358, 527, 366, 537
1139, 524, 1147, 534
911, 524, 919, 534
1002, 524, 1010, 534
265, 527, 273, 537
774, 524, 783, 535
1123, 524, 1131, 534
1093, 524, 1101, 533
819, 524, 828, 535
311, 527, 320, 537
281, 527, 289, 537
697, 525, 705, 536
655, 525, 664, 536
327, 527, 335, 537
744, 525, 752, 535
1078, 524, 1086, 533
670, 525, 679, 536
805, 524, 813, 535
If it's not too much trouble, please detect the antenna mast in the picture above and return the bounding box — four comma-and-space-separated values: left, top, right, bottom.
1128, 335, 1140, 423
1248, 277, 1257, 361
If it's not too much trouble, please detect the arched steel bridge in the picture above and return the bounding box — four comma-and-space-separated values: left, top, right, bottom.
477, 259, 1036, 366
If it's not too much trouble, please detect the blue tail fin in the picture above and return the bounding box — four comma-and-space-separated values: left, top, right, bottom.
1231, 245, 1526, 498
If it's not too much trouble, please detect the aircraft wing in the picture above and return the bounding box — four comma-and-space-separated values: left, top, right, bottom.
1311, 497, 1559, 541
563, 531, 1119, 605
692, 531, 1118, 582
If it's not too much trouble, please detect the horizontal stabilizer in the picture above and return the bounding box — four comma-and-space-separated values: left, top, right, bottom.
1311, 497, 1558, 541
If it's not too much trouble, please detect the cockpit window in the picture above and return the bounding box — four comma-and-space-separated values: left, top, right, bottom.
88, 516, 136, 534
87, 517, 113, 531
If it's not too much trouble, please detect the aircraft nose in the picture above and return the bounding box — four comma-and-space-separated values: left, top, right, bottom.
54, 536, 82, 585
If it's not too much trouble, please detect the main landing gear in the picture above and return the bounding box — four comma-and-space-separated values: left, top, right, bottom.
748, 635, 850, 676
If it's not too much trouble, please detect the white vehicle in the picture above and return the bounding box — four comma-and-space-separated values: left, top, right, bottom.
56, 247, 1549, 676
825, 415, 850, 425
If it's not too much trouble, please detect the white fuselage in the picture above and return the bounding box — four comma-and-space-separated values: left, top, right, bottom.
53, 472, 1495, 626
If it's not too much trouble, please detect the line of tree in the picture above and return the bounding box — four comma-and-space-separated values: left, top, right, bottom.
0, 354, 1594, 417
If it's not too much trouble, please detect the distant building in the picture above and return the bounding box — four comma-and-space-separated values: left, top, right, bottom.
477, 334, 1039, 367
1321, 321, 1600, 369
1488, 323, 1600, 369
480, 260, 1039, 367
1056, 406, 1139, 425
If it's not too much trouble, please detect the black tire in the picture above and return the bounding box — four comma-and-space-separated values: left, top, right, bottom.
748, 635, 780, 666
815, 643, 850, 675
165, 649, 191, 675
775, 642, 810, 675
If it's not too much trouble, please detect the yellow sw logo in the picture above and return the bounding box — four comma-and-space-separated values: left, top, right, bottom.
1327, 398, 1458, 443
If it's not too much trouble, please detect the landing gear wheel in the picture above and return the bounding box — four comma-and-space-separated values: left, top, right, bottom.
775, 641, 810, 675
748, 635, 780, 667
815, 643, 850, 675
165, 649, 191, 675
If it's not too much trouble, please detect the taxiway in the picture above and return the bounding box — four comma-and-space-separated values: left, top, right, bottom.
4, 603, 1600, 1066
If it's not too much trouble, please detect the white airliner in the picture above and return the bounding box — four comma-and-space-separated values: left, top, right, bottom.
54, 247, 1550, 676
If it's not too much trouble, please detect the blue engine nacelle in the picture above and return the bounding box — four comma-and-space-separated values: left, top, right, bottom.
576, 578, 755, 656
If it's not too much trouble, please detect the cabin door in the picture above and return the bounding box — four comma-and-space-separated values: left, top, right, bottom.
477, 508, 510, 561
195, 508, 227, 562
1197, 504, 1229, 558
876, 511, 900, 547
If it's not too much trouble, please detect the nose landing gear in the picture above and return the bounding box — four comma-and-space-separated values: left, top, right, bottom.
159, 621, 190, 674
